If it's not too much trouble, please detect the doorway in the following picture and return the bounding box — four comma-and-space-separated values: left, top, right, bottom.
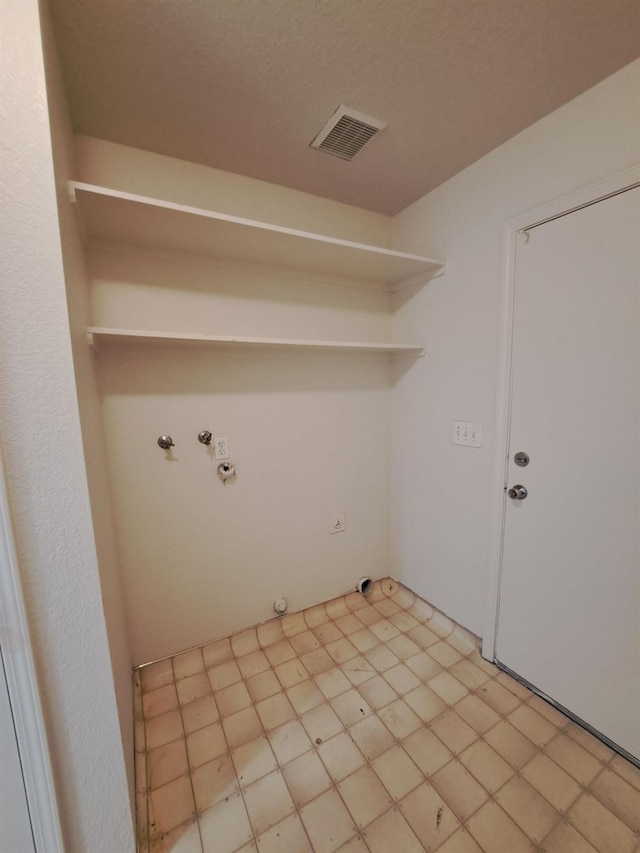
0, 451, 63, 851
495, 185, 640, 762
0, 648, 35, 852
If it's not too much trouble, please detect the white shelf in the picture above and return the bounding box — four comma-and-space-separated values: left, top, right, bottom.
86, 327, 426, 357
70, 182, 444, 290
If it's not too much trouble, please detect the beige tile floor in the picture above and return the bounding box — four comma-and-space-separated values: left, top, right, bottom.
134, 579, 640, 853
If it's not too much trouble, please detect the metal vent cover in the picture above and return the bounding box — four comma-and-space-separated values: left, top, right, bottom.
310, 105, 387, 161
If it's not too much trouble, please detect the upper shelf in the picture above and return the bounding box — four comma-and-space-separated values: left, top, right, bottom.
70, 182, 445, 290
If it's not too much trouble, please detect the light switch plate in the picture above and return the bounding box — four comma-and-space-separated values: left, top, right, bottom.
452, 421, 482, 447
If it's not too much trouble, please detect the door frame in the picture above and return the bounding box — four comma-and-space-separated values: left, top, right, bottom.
0, 444, 64, 851
482, 163, 640, 661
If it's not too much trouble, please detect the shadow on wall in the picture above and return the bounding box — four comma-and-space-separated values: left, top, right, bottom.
89, 248, 392, 319
96, 346, 400, 396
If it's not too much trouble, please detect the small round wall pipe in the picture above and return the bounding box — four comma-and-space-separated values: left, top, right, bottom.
218, 462, 236, 483
356, 577, 372, 595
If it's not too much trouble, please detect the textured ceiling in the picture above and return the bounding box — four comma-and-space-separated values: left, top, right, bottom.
48, 0, 640, 215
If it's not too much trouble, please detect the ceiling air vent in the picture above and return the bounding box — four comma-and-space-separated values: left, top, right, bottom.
310, 105, 387, 161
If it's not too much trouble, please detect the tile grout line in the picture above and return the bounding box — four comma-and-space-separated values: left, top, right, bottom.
217, 593, 412, 850
224, 626, 320, 852
279, 593, 441, 848
235, 604, 393, 850
433, 682, 589, 847
173, 657, 238, 849
198, 659, 259, 853
407, 675, 627, 850
298, 595, 431, 849
144, 586, 484, 850
138, 580, 638, 852
396, 594, 629, 849
147, 657, 205, 852
134, 669, 150, 853
301, 599, 413, 850
151, 616, 508, 847
320, 596, 580, 849
532, 781, 596, 853
173, 649, 207, 853
189, 643, 281, 852
151, 631, 330, 846
334, 587, 487, 847
222, 605, 355, 849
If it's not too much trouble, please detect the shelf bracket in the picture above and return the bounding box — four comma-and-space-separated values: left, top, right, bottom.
391, 263, 447, 293
391, 345, 427, 360
68, 182, 77, 204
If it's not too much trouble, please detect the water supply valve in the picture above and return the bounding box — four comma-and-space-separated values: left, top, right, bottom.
218, 462, 236, 483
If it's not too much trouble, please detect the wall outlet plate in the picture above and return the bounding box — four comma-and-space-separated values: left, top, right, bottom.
329, 513, 346, 534
452, 421, 482, 447
214, 437, 229, 460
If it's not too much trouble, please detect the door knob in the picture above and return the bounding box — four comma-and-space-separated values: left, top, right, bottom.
508, 484, 528, 500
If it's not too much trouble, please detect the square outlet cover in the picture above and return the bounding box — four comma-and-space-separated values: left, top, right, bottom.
329, 513, 346, 534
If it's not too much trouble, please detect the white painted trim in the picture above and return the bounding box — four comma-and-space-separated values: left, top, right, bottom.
481, 223, 517, 660
0, 445, 64, 852
482, 163, 640, 661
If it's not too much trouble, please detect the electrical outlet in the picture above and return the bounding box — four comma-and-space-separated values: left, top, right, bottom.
452, 421, 482, 447
214, 436, 229, 460
329, 513, 346, 534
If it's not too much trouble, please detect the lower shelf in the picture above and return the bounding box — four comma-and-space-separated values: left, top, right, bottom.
86, 327, 426, 356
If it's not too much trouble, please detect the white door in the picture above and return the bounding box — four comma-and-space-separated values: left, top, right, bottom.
496, 186, 640, 760
0, 649, 35, 852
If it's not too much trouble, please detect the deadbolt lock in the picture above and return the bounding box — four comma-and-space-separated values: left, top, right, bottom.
514, 451, 530, 467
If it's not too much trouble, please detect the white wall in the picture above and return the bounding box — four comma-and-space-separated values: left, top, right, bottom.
390, 59, 640, 637
39, 2, 136, 810
98, 342, 391, 665
77, 143, 397, 665
6, 3, 636, 843
0, 2, 134, 850
76, 135, 391, 246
